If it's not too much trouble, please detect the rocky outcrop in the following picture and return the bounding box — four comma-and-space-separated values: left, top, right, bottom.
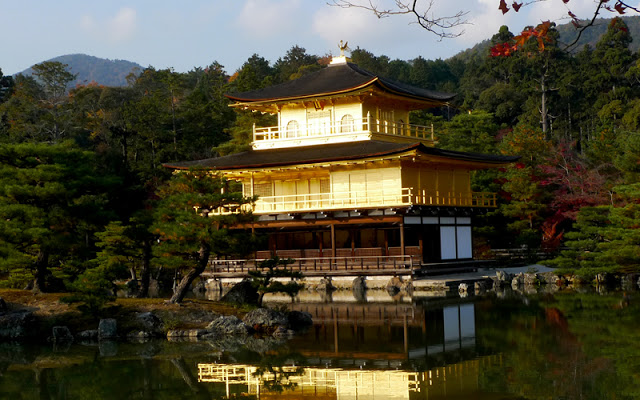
220, 279, 259, 305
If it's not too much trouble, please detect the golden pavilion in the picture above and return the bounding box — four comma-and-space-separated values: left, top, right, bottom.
165, 51, 516, 269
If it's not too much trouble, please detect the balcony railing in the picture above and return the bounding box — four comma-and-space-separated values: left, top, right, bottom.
211, 188, 497, 215
253, 115, 435, 144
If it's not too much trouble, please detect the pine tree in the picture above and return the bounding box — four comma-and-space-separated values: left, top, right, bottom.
152, 169, 255, 304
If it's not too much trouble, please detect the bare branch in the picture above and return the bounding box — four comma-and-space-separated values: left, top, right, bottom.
328, 0, 469, 39
564, 0, 607, 51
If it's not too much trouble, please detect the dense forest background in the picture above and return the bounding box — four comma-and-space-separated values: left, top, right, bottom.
0, 16, 638, 295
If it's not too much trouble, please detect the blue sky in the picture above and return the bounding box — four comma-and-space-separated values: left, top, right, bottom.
1, 0, 603, 76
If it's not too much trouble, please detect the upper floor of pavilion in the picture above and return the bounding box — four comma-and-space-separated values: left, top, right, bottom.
225, 53, 456, 150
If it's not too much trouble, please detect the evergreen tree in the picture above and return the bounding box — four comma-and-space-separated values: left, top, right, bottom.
152, 169, 255, 304
0, 142, 118, 291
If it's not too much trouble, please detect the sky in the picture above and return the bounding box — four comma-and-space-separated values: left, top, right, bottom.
1, 0, 605, 76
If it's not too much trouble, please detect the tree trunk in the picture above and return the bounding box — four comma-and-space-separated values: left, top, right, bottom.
168, 244, 210, 304
540, 73, 549, 138
137, 239, 152, 298
32, 250, 49, 293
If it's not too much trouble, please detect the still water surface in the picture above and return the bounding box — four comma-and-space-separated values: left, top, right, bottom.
1, 288, 638, 399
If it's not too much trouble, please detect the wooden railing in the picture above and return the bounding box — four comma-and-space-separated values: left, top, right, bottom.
210, 188, 497, 215
208, 255, 418, 276
253, 115, 435, 143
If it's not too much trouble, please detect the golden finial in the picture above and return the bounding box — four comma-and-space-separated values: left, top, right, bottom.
338, 40, 349, 57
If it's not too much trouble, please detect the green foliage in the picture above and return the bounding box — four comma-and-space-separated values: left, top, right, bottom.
152, 168, 255, 303
437, 111, 499, 154
547, 184, 640, 272
248, 257, 304, 306
0, 142, 119, 291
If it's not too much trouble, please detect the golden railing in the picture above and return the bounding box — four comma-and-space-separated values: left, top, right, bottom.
253, 115, 435, 143
211, 188, 496, 215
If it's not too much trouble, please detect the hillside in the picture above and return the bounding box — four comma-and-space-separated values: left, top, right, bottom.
18, 54, 143, 88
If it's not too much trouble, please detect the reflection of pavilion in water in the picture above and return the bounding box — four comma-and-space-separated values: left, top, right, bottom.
198, 355, 501, 399
288, 301, 478, 364
198, 301, 494, 399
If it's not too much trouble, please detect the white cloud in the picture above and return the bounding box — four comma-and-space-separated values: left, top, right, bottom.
80, 7, 137, 44
236, 0, 302, 37
108, 7, 137, 42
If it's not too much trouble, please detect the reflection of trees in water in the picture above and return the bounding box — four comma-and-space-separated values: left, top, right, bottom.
476, 293, 636, 399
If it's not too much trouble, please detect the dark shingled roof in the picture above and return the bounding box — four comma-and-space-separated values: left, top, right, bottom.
164, 141, 519, 171
225, 62, 456, 103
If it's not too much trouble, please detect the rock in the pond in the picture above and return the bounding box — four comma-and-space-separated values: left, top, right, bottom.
206, 279, 223, 294
127, 331, 152, 340
134, 312, 163, 336
0, 297, 7, 313
524, 273, 538, 286
0, 311, 34, 340
206, 315, 250, 336
220, 279, 259, 306
474, 280, 490, 294
385, 276, 402, 296
458, 283, 470, 297
77, 330, 98, 341
52, 326, 74, 342
98, 318, 117, 340
316, 277, 335, 292
352, 276, 367, 292
243, 308, 288, 330
400, 280, 414, 294
496, 270, 514, 283
166, 329, 208, 339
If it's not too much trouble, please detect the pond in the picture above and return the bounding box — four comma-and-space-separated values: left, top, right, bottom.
1, 287, 639, 399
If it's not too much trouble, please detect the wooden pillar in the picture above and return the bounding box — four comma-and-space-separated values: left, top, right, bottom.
384, 230, 389, 256
330, 224, 336, 258
400, 222, 405, 256
418, 230, 424, 263
317, 232, 323, 257
350, 229, 355, 257
269, 233, 277, 257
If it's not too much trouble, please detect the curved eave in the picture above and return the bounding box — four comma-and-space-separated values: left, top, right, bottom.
164, 144, 421, 171
225, 77, 379, 105
163, 141, 519, 173
226, 77, 454, 110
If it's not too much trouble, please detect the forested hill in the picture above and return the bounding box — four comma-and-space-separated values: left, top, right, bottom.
18, 54, 143, 87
